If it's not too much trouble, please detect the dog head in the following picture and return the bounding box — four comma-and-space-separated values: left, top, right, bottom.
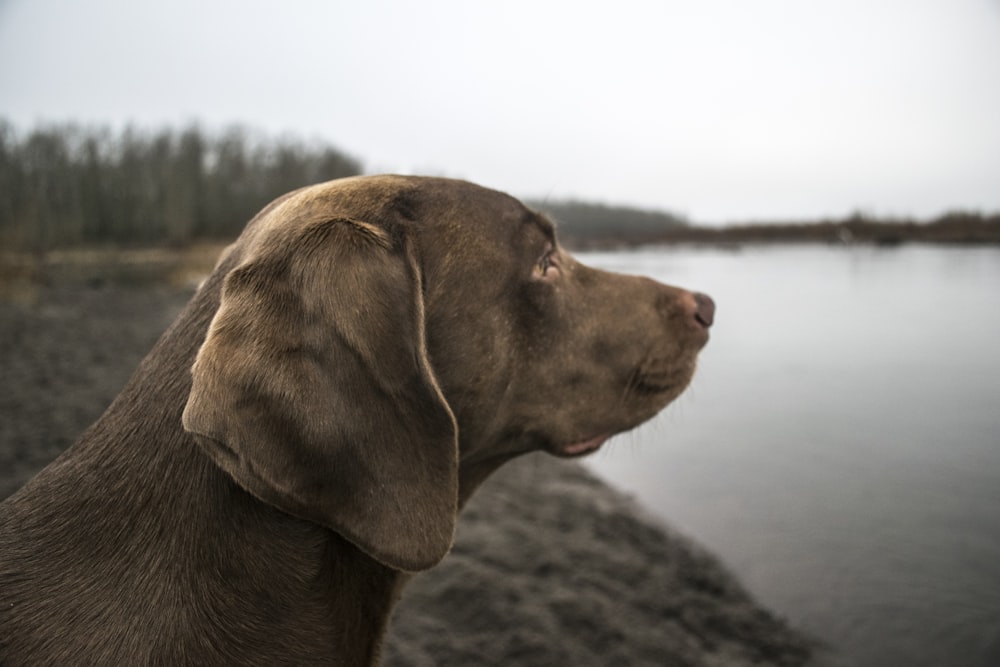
183, 175, 712, 572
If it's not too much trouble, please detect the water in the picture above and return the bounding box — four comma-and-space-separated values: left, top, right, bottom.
579, 244, 1000, 667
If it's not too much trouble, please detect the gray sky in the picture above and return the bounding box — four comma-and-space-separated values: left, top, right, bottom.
2, 0, 999, 223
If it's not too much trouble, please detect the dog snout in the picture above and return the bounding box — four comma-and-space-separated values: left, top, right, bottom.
693, 292, 715, 328
657, 284, 715, 338
668, 288, 715, 331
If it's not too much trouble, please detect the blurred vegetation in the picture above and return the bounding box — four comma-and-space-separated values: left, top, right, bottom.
642, 210, 1000, 247
2, 119, 999, 256
0, 120, 362, 251
538, 206, 1000, 249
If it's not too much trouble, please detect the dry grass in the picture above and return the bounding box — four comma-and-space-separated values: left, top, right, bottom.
0, 243, 228, 303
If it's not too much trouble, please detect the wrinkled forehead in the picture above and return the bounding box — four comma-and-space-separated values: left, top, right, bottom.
521, 208, 557, 246
491, 203, 556, 253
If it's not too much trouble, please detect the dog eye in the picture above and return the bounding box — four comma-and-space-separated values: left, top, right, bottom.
535, 246, 559, 279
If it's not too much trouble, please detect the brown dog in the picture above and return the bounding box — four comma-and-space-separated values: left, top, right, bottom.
0, 175, 713, 665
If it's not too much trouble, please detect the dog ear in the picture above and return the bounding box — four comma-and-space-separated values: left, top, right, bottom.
182, 215, 458, 572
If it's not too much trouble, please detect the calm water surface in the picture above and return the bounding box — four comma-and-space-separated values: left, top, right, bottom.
581, 245, 1000, 667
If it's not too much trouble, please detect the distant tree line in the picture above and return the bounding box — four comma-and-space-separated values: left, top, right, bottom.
538, 204, 1000, 248
0, 120, 362, 251
645, 210, 1000, 246
4, 119, 997, 252
0, 118, 693, 252
535, 201, 1000, 248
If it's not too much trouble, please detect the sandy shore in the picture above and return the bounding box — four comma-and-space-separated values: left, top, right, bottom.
0, 283, 816, 665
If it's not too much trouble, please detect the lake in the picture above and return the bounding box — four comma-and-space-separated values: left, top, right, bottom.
579, 244, 1000, 667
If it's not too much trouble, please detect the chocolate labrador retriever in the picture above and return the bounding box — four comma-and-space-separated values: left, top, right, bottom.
0, 175, 713, 665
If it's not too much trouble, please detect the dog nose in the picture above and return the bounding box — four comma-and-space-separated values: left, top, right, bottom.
693, 292, 715, 328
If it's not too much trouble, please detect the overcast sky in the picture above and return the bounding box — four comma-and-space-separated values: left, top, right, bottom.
2, 0, 999, 223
